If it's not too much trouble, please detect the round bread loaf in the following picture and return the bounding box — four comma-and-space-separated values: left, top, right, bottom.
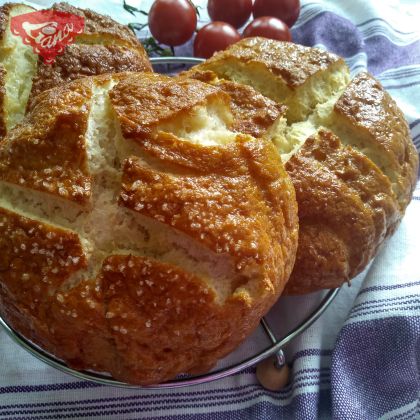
0, 72, 299, 384
0, 2, 152, 139
183, 37, 419, 294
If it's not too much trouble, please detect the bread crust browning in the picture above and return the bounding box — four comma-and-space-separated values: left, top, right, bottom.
181, 69, 286, 138
111, 74, 297, 293
120, 136, 297, 293
0, 2, 152, 139
48, 277, 119, 374
217, 80, 286, 138
28, 44, 151, 111
0, 79, 93, 204
285, 138, 375, 292
334, 72, 419, 211
0, 66, 6, 139
0, 72, 299, 384
109, 73, 228, 140
183, 40, 416, 294
0, 206, 86, 346
284, 129, 400, 294
51, 2, 145, 51
285, 130, 401, 294
101, 255, 257, 383
199, 37, 343, 88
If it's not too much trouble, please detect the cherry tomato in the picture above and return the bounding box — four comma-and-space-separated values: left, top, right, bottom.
194, 22, 241, 59
243, 17, 292, 41
148, 0, 197, 46
253, 0, 300, 27
207, 0, 252, 29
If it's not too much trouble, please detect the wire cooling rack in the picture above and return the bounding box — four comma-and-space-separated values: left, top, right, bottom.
0, 57, 341, 389
0, 288, 339, 389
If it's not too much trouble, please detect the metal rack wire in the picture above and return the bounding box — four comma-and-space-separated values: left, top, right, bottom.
0, 287, 339, 389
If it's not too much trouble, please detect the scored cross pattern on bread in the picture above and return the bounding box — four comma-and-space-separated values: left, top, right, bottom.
183, 37, 418, 293
0, 2, 152, 139
0, 72, 298, 384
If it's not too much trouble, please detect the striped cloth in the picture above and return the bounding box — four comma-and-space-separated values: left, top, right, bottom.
1, 0, 419, 419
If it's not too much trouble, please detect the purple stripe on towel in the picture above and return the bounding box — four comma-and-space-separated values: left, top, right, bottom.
410, 119, 420, 130
4, 386, 332, 420
0, 370, 328, 412
348, 305, 420, 321
366, 37, 420, 75
0, 378, 332, 417
350, 298, 420, 315
356, 17, 417, 35
292, 11, 420, 75
0, 382, 101, 395
292, 12, 364, 59
0, 384, 262, 411
0, 368, 255, 396
332, 316, 420, 419
358, 280, 420, 296
290, 349, 332, 363
382, 79, 420, 90
3, 393, 331, 420
352, 293, 420, 312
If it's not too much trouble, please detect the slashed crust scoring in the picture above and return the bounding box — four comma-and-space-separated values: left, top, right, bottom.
184, 68, 286, 138
28, 44, 150, 110
334, 72, 418, 212
183, 37, 349, 123
0, 79, 92, 204
0, 2, 152, 136
199, 37, 341, 88
52, 2, 141, 49
284, 129, 400, 293
0, 207, 86, 347
27, 2, 152, 110
110, 73, 297, 293
0, 72, 299, 384
184, 38, 418, 293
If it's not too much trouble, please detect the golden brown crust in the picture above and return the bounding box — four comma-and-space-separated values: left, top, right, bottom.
0, 4, 15, 41
285, 142, 375, 292
109, 73, 227, 140
0, 4, 10, 39
0, 78, 93, 204
334, 72, 419, 211
180, 68, 286, 138
307, 130, 399, 239
0, 72, 299, 384
0, 206, 86, 346
120, 136, 297, 293
284, 129, 400, 294
198, 37, 343, 88
100, 255, 250, 383
0, 2, 152, 139
112, 74, 297, 294
218, 80, 285, 138
51, 2, 141, 50
27, 251, 274, 384
186, 40, 416, 294
48, 277, 119, 373
28, 44, 151, 111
